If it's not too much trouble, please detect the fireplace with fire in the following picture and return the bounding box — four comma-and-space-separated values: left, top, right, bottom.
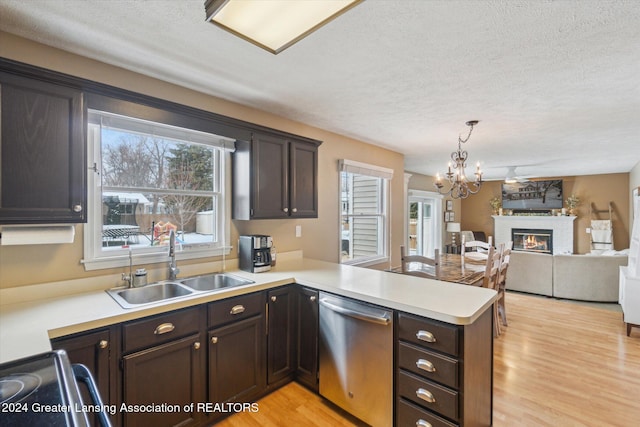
512, 228, 553, 254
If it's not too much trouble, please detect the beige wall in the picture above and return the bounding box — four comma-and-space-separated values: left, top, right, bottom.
0, 33, 404, 288
460, 174, 630, 254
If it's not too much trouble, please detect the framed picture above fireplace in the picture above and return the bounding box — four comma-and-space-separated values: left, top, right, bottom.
501, 179, 563, 210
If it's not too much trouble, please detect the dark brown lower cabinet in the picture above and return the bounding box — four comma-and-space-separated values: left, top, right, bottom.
295, 287, 319, 391
267, 285, 297, 385
49, 284, 491, 427
51, 326, 118, 426
396, 308, 493, 427
208, 315, 266, 421
122, 333, 205, 427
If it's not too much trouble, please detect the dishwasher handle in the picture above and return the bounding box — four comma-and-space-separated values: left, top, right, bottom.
319, 298, 391, 325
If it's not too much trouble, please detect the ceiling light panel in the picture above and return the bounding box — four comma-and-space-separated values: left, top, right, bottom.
205, 0, 362, 54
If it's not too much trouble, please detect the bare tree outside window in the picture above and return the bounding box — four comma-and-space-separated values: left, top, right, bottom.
165, 147, 213, 238
99, 128, 217, 249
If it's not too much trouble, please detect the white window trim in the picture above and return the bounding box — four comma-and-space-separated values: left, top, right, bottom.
82, 115, 234, 271
339, 159, 393, 266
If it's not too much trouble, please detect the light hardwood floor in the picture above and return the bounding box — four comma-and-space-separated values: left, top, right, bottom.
216, 292, 640, 426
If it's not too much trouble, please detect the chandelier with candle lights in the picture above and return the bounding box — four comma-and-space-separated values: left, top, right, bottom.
434, 120, 483, 199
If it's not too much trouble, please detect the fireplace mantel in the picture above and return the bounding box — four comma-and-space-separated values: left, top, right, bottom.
493, 215, 577, 254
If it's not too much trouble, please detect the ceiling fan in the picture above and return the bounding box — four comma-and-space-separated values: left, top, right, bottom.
503, 166, 535, 183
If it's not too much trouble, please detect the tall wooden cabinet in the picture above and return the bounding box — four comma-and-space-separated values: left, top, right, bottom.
232, 133, 320, 220
0, 70, 85, 224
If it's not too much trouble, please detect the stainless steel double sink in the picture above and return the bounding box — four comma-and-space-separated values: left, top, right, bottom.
106, 273, 255, 309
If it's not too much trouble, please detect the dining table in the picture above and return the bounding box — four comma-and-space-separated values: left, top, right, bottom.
391, 253, 487, 286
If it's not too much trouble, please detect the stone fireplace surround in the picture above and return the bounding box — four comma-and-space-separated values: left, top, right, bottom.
493, 215, 577, 254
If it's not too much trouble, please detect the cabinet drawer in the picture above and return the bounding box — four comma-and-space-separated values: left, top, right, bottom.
398, 312, 459, 356
398, 342, 459, 389
397, 398, 458, 427
208, 292, 264, 328
398, 371, 459, 422
123, 306, 201, 353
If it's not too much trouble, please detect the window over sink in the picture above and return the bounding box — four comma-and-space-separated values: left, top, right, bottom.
83, 110, 235, 270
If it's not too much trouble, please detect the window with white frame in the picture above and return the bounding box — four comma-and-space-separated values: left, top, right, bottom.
83, 110, 235, 270
340, 159, 393, 265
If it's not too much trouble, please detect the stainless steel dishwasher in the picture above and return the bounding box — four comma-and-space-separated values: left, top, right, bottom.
319, 292, 393, 427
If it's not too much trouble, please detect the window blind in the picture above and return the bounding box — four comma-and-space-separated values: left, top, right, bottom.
88, 110, 236, 152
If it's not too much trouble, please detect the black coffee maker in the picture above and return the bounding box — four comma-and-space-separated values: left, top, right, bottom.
239, 235, 272, 273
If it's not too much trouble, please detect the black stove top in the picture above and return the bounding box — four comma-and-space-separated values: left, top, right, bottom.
0, 351, 89, 427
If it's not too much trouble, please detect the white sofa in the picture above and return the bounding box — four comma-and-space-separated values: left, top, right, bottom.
506, 252, 553, 296
505, 252, 628, 302
553, 254, 628, 302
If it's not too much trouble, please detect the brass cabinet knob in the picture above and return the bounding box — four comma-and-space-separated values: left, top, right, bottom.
292, 208, 297, 213
154, 323, 175, 335
211, 336, 218, 344
193, 342, 201, 350
283, 208, 289, 213
73, 204, 83, 213
271, 296, 277, 302
230, 305, 245, 315
98, 340, 108, 349
309, 295, 317, 302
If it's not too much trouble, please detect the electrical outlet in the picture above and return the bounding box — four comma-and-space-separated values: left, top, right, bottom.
586, 227, 591, 234
295, 225, 302, 238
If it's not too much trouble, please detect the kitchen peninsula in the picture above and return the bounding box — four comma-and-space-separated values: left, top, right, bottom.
0, 255, 497, 426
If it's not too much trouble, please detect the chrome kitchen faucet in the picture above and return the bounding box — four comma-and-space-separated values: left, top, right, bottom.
168, 229, 180, 280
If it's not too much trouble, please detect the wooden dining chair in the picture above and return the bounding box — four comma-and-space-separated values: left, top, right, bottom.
482, 244, 502, 289
496, 241, 513, 327
400, 246, 440, 279
481, 244, 503, 337
461, 234, 494, 262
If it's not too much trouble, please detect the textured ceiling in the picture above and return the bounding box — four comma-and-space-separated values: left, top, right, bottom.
1, 0, 639, 180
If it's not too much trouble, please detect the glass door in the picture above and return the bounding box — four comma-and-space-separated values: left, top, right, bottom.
408, 191, 443, 257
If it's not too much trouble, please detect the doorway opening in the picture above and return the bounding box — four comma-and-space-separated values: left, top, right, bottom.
408, 191, 443, 257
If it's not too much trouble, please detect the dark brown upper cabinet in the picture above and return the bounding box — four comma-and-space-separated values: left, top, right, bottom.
0, 71, 85, 224
233, 133, 320, 220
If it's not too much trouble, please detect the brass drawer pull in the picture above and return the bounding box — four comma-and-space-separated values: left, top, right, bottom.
230, 305, 246, 315
98, 340, 109, 349
154, 323, 175, 335
193, 342, 201, 350
416, 420, 432, 427
416, 330, 436, 343
416, 388, 436, 403
416, 359, 436, 373
211, 336, 218, 344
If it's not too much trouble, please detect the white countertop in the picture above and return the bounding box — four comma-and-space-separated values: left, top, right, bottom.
0, 257, 497, 364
